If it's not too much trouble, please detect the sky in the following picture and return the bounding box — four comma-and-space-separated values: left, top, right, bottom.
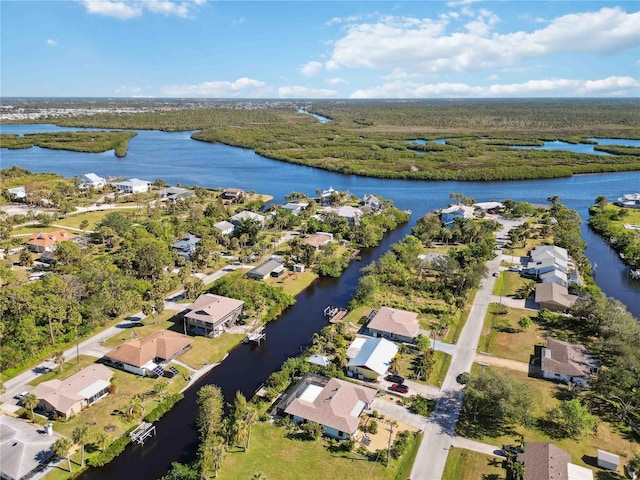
1, 0, 639, 98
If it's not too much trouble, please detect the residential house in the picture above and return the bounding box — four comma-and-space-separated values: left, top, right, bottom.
440, 205, 474, 227
473, 201, 504, 212
527, 257, 568, 277
184, 293, 244, 337
7, 186, 27, 200
307, 354, 331, 368
247, 258, 284, 280
282, 202, 308, 216
0, 414, 59, 480
157, 186, 194, 202
418, 252, 446, 264
77, 173, 106, 189
531, 245, 569, 263
303, 232, 333, 250
535, 283, 578, 311
30, 364, 114, 420
346, 337, 398, 382
539, 269, 568, 287
540, 338, 600, 387
321, 206, 363, 225
104, 329, 192, 377
222, 188, 244, 201
230, 210, 266, 225
320, 186, 338, 205
366, 307, 420, 344
517, 442, 593, 480
171, 234, 200, 260
362, 194, 381, 210
213, 220, 235, 236
27, 229, 77, 253
276, 374, 377, 440
115, 178, 151, 194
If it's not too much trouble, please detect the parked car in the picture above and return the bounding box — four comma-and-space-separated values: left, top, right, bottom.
493, 272, 500, 277
456, 372, 470, 384
389, 383, 409, 394
15, 391, 29, 401
385, 374, 405, 384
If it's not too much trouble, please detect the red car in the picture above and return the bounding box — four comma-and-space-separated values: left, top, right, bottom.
389, 383, 409, 394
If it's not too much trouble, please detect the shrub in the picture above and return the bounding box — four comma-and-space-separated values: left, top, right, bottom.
88, 435, 131, 467
144, 393, 183, 423
368, 420, 378, 434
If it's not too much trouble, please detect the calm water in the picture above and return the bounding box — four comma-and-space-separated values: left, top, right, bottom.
512, 140, 614, 156
1, 124, 638, 318
2, 124, 639, 479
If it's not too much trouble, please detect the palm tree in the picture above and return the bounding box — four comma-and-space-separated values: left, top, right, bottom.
389, 355, 401, 374
210, 438, 227, 478
72, 424, 89, 467
22, 393, 38, 423
95, 432, 108, 452
243, 406, 259, 451
53, 437, 73, 473
127, 395, 145, 421
53, 350, 65, 373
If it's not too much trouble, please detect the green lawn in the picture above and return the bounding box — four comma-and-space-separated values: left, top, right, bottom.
443, 448, 506, 480
56, 208, 136, 230
468, 367, 639, 474
342, 306, 373, 326
479, 304, 542, 363
217, 422, 419, 480
394, 350, 451, 387
493, 272, 529, 297
101, 311, 181, 348
266, 270, 318, 296
28, 355, 97, 387
178, 333, 245, 369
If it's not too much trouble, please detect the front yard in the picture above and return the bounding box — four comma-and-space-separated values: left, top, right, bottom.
443, 448, 506, 480
479, 304, 542, 363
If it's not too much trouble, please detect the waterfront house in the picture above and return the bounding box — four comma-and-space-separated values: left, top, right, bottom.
213, 220, 235, 236
473, 201, 504, 212
115, 178, 151, 194
362, 194, 381, 210
77, 173, 106, 189
27, 229, 77, 253
440, 205, 474, 227
246, 258, 284, 280
30, 364, 113, 420
171, 234, 200, 260
307, 354, 332, 367
184, 293, 244, 337
539, 269, 568, 287
535, 283, 578, 311
222, 188, 244, 202
0, 414, 59, 480
530, 245, 569, 263
365, 307, 419, 344
158, 186, 194, 202
303, 232, 333, 250
104, 330, 192, 377
7, 186, 27, 200
320, 186, 338, 205
346, 337, 398, 382
540, 338, 600, 387
320, 206, 363, 225
230, 210, 266, 225
517, 442, 593, 480
616, 193, 640, 208
276, 374, 377, 440
282, 202, 308, 216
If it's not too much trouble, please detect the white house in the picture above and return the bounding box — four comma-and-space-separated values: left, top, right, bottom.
213, 220, 235, 236
282, 202, 308, 216
7, 186, 27, 200
230, 210, 266, 225
115, 178, 151, 194
171, 234, 200, 260
77, 173, 106, 189
346, 336, 398, 382
540, 338, 600, 387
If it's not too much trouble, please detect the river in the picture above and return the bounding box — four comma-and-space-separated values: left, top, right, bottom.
1, 124, 639, 478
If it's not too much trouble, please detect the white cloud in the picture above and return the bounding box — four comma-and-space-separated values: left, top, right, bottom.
115, 86, 143, 95
79, 0, 142, 20
326, 78, 346, 85
160, 77, 270, 97
328, 7, 640, 75
79, 0, 204, 19
278, 86, 338, 98
46, 39, 58, 46
231, 16, 245, 26
349, 76, 640, 99
299, 61, 323, 77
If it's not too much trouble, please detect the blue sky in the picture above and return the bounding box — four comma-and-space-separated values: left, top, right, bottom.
1, 0, 639, 98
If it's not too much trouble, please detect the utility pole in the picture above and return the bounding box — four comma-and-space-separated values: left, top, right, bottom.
386, 421, 397, 467
75, 328, 80, 365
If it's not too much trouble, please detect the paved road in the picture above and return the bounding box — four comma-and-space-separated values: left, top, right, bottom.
410, 216, 523, 480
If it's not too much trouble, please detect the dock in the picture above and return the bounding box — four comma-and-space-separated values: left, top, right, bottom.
630, 269, 640, 281
323, 306, 348, 323
130, 422, 156, 445
244, 326, 266, 344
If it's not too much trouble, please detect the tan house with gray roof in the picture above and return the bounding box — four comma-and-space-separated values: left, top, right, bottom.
366, 306, 420, 343
184, 293, 244, 337
30, 364, 114, 420
276, 374, 377, 440
540, 338, 600, 387
535, 283, 578, 312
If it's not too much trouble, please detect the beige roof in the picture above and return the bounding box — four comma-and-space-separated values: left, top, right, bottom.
368, 306, 419, 338
285, 377, 377, 435
185, 293, 244, 326
105, 329, 192, 367
304, 233, 332, 248
30, 364, 113, 414
535, 283, 577, 309
518, 442, 571, 480
541, 338, 600, 379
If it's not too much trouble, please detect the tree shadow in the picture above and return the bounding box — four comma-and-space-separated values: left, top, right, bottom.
534, 417, 565, 440
581, 454, 598, 468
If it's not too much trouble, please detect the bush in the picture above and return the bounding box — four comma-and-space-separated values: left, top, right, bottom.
88, 435, 131, 467
368, 420, 378, 434
144, 393, 183, 423
390, 430, 412, 459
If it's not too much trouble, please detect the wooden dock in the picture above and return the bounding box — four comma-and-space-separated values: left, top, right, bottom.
324, 306, 348, 323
